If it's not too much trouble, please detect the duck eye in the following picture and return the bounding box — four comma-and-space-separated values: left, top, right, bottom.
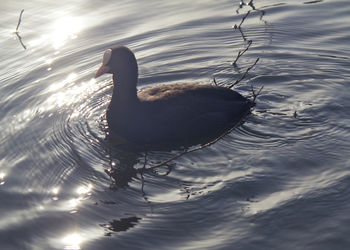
102, 49, 112, 65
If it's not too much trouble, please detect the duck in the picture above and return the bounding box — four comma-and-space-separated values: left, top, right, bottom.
95, 46, 254, 149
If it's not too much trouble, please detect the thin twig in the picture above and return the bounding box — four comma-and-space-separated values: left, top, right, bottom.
237, 10, 250, 29
15, 33, 26, 50
236, 0, 245, 13
15, 9, 24, 32
228, 57, 259, 89
163, 164, 173, 175
141, 152, 147, 172
251, 85, 264, 103
238, 27, 248, 41
232, 40, 252, 65
233, 10, 251, 29
236, 0, 256, 13
213, 77, 218, 86
14, 9, 26, 50
233, 11, 250, 42
248, 0, 256, 10
140, 152, 149, 202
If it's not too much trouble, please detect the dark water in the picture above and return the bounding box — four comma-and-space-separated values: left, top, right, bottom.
1, 0, 350, 249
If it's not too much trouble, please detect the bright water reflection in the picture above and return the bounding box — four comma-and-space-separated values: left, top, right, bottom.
62, 233, 83, 250
28, 18, 82, 50
0, 172, 5, 185
52, 17, 82, 49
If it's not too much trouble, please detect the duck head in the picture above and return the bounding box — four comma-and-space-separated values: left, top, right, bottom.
95, 46, 139, 89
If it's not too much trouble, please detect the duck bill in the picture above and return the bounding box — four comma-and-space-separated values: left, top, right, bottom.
95, 65, 110, 78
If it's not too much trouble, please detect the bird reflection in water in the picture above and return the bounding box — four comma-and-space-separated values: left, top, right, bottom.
100, 217, 141, 236
98, 149, 146, 236
104, 147, 173, 193
104, 149, 140, 190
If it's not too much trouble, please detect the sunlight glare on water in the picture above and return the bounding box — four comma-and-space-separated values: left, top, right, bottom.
68, 198, 80, 212
51, 187, 60, 200
28, 16, 83, 50
48, 73, 78, 92
41, 77, 98, 113
62, 233, 83, 250
52, 17, 82, 49
76, 183, 93, 196
66, 183, 94, 213
0, 172, 5, 185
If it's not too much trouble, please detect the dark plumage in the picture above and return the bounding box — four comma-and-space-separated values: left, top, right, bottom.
95, 46, 253, 149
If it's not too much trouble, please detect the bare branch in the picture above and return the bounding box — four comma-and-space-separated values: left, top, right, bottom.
14, 9, 26, 50
238, 27, 248, 41
248, 0, 256, 10
213, 77, 218, 86
232, 40, 252, 65
15, 33, 27, 50
233, 11, 250, 42
15, 9, 24, 32
140, 152, 149, 202
236, 0, 256, 13
237, 10, 250, 29
250, 85, 264, 103
228, 58, 259, 89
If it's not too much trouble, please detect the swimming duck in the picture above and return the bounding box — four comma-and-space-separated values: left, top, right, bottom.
95, 46, 253, 149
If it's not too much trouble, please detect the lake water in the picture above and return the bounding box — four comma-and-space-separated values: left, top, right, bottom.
1, 0, 350, 249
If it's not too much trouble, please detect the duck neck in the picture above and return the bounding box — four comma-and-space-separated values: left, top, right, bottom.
110, 73, 138, 108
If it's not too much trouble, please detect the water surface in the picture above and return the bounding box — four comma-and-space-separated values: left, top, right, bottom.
1, 0, 350, 249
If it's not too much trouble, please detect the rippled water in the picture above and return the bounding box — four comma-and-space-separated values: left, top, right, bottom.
1, 0, 350, 249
